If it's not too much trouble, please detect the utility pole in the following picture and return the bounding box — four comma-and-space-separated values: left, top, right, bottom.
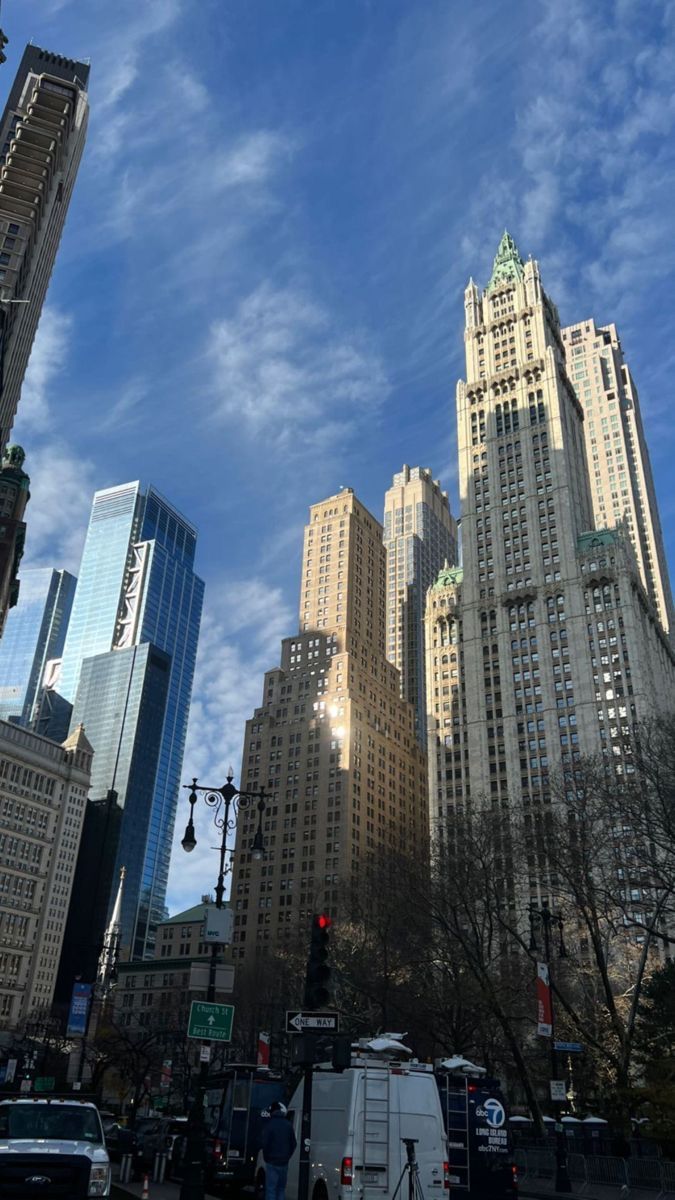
298, 914, 332, 1200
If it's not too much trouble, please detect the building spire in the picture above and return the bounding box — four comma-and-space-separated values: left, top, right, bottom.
486, 230, 524, 293
97, 866, 125, 995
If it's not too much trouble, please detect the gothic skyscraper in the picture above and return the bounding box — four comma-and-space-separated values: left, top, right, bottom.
425, 234, 675, 893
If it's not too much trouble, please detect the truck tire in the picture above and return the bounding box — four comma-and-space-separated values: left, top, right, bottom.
313, 1182, 328, 1200
255, 1168, 266, 1200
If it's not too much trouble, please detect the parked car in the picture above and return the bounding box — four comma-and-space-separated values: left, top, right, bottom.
0, 1097, 111, 1198
103, 1119, 141, 1166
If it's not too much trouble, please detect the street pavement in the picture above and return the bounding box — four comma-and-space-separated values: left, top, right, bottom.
112, 1179, 222, 1199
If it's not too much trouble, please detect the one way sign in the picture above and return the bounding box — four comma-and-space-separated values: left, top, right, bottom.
286, 1010, 340, 1033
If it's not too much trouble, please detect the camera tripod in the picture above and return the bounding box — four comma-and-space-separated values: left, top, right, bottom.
391, 1138, 426, 1200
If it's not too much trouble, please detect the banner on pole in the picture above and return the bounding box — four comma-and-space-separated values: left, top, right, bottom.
66, 982, 92, 1037
537, 962, 552, 1037
257, 1031, 270, 1067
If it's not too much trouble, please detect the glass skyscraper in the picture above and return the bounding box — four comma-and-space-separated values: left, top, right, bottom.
0, 566, 76, 725
57, 482, 204, 959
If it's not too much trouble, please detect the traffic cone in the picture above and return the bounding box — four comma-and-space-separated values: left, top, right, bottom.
141, 1174, 149, 1199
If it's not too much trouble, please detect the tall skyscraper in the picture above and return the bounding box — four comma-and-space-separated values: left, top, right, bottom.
0, 719, 92, 1030
0, 565, 75, 724
53, 482, 204, 960
0, 46, 89, 445
561, 319, 674, 637
228, 488, 428, 963
425, 234, 675, 885
383, 465, 457, 746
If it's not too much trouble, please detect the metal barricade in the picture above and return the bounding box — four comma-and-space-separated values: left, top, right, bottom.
627, 1157, 663, 1190
527, 1148, 556, 1179
585, 1156, 629, 1188
153, 1150, 168, 1184
660, 1160, 675, 1195
568, 1152, 588, 1185
119, 1153, 133, 1183
514, 1149, 529, 1180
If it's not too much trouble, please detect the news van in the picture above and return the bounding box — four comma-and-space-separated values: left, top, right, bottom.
256, 1036, 449, 1200
435, 1058, 517, 1200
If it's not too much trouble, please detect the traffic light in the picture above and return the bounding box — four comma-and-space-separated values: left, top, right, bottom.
0, 30, 8, 65
304, 913, 332, 1009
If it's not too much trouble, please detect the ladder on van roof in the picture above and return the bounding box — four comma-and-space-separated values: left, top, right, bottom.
440, 1075, 471, 1192
362, 1061, 391, 1195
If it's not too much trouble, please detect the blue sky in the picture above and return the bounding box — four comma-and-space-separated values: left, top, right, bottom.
6, 0, 675, 911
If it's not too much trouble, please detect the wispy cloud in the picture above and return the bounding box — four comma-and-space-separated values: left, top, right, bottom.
207, 283, 389, 451
17, 309, 72, 432
167, 577, 294, 912
13, 308, 95, 574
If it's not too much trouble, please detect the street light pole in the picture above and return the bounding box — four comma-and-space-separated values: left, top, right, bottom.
178, 770, 267, 1200
529, 901, 571, 1194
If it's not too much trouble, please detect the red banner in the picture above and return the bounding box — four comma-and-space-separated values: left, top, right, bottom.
537, 962, 552, 1037
257, 1031, 270, 1067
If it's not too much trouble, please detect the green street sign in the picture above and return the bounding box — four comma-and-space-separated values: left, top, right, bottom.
187, 1000, 234, 1042
34, 1077, 55, 1093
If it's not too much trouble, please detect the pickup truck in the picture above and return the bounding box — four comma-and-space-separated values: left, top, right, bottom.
0, 1097, 111, 1197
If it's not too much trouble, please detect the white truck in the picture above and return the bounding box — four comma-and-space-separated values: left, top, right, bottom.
0, 1097, 111, 1198
256, 1036, 449, 1200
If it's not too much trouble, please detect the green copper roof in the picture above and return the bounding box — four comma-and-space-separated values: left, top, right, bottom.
432, 563, 463, 589
486, 231, 524, 294
577, 530, 620, 553
161, 902, 210, 926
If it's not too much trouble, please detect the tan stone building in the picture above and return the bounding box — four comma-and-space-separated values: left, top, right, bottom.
230, 488, 428, 962
0, 720, 92, 1030
561, 318, 674, 637
425, 234, 675, 895
383, 466, 457, 747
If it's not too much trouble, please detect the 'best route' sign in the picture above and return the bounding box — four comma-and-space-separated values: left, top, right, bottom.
187, 1000, 234, 1042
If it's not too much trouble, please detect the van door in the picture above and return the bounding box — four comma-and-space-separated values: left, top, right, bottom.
393, 1074, 446, 1200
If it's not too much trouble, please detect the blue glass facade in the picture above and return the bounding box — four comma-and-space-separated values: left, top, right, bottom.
0, 567, 76, 725
59, 482, 203, 959
69, 643, 172, 958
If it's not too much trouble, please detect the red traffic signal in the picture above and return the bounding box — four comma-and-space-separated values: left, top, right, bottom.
305, 913, 333, 1009
316, 914, 332, 930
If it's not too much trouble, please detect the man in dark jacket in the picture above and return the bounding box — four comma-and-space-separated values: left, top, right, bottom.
261, 1101, 297, 1200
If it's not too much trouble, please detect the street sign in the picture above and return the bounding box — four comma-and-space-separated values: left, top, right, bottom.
286, 1010, 340, 1034
204, 907, 234, 944
34, 1077, 55, 1093
189, 962, 235, 992
200, 1045, 211, 1063
550, 1080, 567, 1101
19, 1079, 30, 1094
554, 1041, 583, 1053
187, 1000, 234, 1041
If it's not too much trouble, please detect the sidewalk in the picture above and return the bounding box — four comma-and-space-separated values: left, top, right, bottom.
111, 1176, 221, 1199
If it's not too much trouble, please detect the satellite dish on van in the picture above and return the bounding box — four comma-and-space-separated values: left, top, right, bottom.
355, 1034, 413, 1057
436, 1056, 487, 1076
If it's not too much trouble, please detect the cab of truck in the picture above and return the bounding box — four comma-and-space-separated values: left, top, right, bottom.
0, 1097, 111, 1198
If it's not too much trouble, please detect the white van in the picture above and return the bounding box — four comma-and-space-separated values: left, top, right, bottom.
256, 1040, 449, 1200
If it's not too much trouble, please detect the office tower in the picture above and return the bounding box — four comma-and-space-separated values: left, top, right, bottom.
55, 643, 171, 994
383, 465, 457, 746
0, 442, 28, 634
561, 319, 675, 637
0, 720, 91, 1032
54, 482, 204, 961
0, 46, 89, 445
0, 565, 75, 723
228, 488, 428, 963
425, 233, 675, 869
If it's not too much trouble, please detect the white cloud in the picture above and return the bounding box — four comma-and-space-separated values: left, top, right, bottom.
207, 283, 389, 451
166, 577, 294, 913
20, 441, 96, 574
17, 308, 72, 432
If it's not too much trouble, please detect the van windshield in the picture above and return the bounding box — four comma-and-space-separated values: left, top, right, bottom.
0, 1106, 102, 1142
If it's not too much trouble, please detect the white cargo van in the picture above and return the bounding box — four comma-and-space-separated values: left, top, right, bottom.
256, 1038, 449, 1200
